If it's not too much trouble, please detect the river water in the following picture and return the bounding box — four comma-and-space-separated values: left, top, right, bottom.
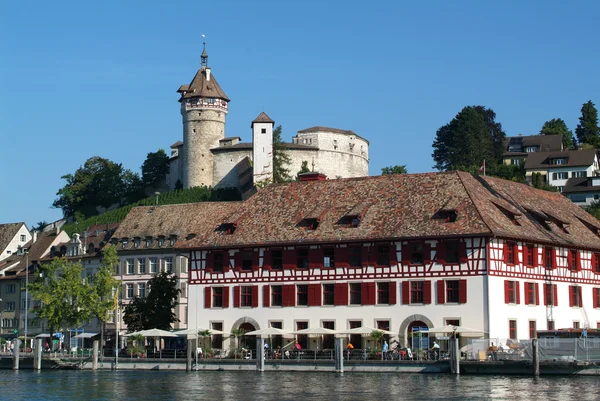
0, 370, 597, 400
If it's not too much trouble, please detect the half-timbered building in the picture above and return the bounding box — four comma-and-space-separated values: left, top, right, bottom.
173, 171, 600, 351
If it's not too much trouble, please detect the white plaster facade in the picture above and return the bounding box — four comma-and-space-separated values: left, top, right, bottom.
0, 224, 31, 262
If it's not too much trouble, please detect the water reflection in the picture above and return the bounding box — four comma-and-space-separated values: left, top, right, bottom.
0, 370, 598, 401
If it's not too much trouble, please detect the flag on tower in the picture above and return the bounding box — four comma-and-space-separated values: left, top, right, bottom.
479, 160, 486, 176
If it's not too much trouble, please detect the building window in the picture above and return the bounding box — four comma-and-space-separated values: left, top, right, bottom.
552, 171, 568, 179
377, 282, 390, 304
297, 285, 308, 306
594, 254, 600, 274
271, 250, 283, 270
547, 320, 555, 330
242, 250, 253, 271
126, 259, 135, 275
349, 283, 362, 305
551, 158, 567, 165
261, 128, 266, 134
323, 284, 335, 305
213, 252, 224, 273
138, 258, 146, 274
241, 286, 253, 307
349, 246, 362, 267
529, 321, 537, 339
213, 287, 223, 307
5, 302, 15, 311
271, 285, 282, 306
149, 258, 157, 273
211, 322, 224, 349
525, 146, 538, 153
511, 158, 521, 166
594, 288, 600, 308
138, 283, 146, 298
568, 250, 578, 271
544, 247, 553, 269
409, 242, 424, 264
164, 257, 173, 273
20, 234, 26, 242
445, 240, 460, 264
573, 321, 580, 329
297, 249, 309, 269
525, 282, 536, 305
544, 284, 557, 306
411, 281, 424, 304
323, 248, 335, 268
506, 281, 517, 304
126, 284, 134, 299
446, 280, 459, 303
570, 286, 582, 307
377, 245, 389, 266
505, 242, 515, 264
526, 244, 535, 266
6, 284, 15, 294
509, 320, 517, 340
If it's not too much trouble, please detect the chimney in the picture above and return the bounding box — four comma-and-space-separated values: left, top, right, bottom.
205, 67, 211, 81
32, 230, 38, 244
299, 172, 327, 181
55, 225, 60, 235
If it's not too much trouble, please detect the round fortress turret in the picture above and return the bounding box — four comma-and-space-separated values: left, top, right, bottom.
177, 44, 229, 188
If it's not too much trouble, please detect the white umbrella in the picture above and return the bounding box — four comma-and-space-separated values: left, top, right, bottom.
125, 328, 178, 337
174, 327, 226, 337
245, 327, 294, 337
74, 332, 99, 339
429, 325, 484, 338
292, 327, 339, 336
339, 326, 395, 336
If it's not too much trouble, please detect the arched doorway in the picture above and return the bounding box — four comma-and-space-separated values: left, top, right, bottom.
239, 322, 256, 351
398, 314, 434, 351
407, 320, 430, 353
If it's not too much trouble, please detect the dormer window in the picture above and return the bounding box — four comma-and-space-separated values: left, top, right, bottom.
433, 209, 457, 223
146, 238, 152, 247
551, 157, 567, 165
576, 217, 600, 238
525, 146, 538, 153
217, 223, 236, 235
297, 218, 319, 230
339, 203, 369, 227
134, 239, 140, 248
158, 238, 165, 247
492, 201, 522, 226
122, 240, 129, 247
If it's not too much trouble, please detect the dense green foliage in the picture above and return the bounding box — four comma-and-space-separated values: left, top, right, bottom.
62, 186, 240, 236
540, 118, 575, 149
122, 272, 180, 332
296, 160, 310, 180
273, 125, 292, 183
141, 149, 170, 187
576, 101, 600, 147
53, 156, 145, 218
381, 165, 408, 175
432, 106, 506, 171
586, 200, 600, 221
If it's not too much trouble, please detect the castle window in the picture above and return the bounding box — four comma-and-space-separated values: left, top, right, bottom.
261, 128, 266, 134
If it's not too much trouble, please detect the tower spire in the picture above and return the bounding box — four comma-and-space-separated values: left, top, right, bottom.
201, 34, 208, 68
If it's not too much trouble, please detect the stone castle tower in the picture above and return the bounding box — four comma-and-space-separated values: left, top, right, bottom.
176, 42, 230, 188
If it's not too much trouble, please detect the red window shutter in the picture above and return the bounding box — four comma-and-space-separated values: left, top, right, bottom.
594, 288, 598, 309
553, 284, 558, 306
362, 246, 371, 267
437, 243, 446, 265
234, 251, 242, 272
283, 249, 296, 270
535, 283, 539, 306
206, 252, 214, 272
334, 283, 348, 305
423, 280, 432, 304
263, 285, 270, 307
204, 287, 212, 308
576, 251, 581, 271
389, 244, 398, 266
233, 286, 240, 308
551, 249, 556, 269
223, 286, 230, 308
283, 284, 295, 307
251, 285, 259, 307
459, 241, 468, 263
524, 283, 530, 305
569, 286, 574, 307
389, 281, 397, 305
523, 246, 528, 266
361, 282, 372, 305
402, 281, 410, 305
504, 280, 509, 304
459, 279, 467, 304
308, 284, 321, 306
223, 251, 230, 272
309, 248, 324, 269
263, 250, 272, 271
503, 242, 509, 264
514, 243, 519, 264
516, 281, 521, 304
252, 251, 260, 271
543, 283, 548, 306
541, 247, 546, 267
401, 244, 410, 265
437, 280, 445, 304
335, 247, 349, 268
423, 243, 432, 264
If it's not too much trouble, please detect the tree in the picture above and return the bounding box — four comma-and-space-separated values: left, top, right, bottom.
123, 272, 180, 332
381, 165, 407, 175
141, 149, 170, 188
28, 258, 95, 337
540, 118, 575, 149
575, 100, 600, 147
53, 156, 144, 218
32, 221, 48, 232
272, 125, 292, 183
230, 328, 246, 359
296, 160, 310, 180
90, 245, 121, 352
432, 106, 506, 171
586, 200, 600, 220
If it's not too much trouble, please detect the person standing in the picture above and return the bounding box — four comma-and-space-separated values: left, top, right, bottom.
382, 340, 389, 360
346, 342, 354, 360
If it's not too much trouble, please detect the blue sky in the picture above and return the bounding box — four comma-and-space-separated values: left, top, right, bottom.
2, 1, 600, 228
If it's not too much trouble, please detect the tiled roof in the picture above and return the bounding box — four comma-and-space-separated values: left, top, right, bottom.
170, 141, 183, 148
173, 171, 600, 251
563, 177, 600, 194
111, 202, 242, 251
179, 68, 229, 101
298, 126, 356, 135
503, 134, 563, 156
5, 231, 62, 274
0, 223, 25, 253
252, 112, 274, 125
524, 149, 597, 170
